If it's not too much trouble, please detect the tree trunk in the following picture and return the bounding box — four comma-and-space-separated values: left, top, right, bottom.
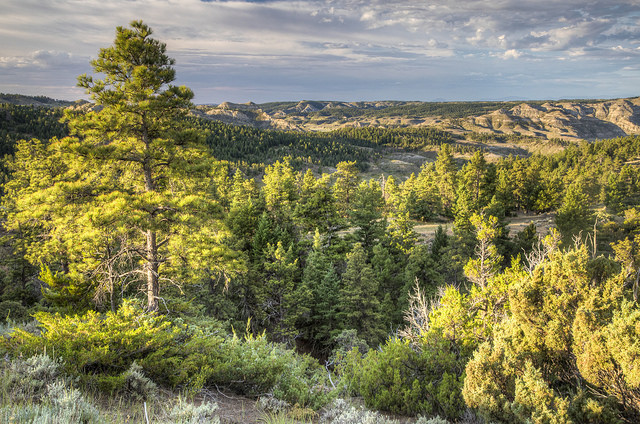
142, 126, 159, 312
146, 229, 159, 312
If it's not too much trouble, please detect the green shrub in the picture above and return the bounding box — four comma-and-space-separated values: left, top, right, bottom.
2, 299, 179, 381
338, 335, 465, 419
121, 361, 158, 401
4, 353, 64, 401
182, 330, 334, 409
1, 302, 335, 410
463, 247, 633, 423
0, 300, 28, 322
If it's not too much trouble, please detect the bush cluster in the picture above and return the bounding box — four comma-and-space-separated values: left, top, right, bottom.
0, 353, 101, 423
338, 334, 466, 420
0, 300, 334, 410
177, 328, 335, 409
169, 397, 220, 424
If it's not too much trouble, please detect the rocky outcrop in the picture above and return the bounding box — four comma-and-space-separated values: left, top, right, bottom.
192, 104, 301, 130
464, 98, 640, 141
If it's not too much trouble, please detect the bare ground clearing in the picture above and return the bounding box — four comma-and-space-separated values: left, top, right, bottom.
413, 212, 556, 243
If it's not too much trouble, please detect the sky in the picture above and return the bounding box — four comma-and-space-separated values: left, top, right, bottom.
1, 0, 640, 104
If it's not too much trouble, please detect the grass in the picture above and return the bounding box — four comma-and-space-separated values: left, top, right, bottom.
258, 411, 302, 424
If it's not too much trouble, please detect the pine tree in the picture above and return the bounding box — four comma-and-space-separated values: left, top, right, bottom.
258, 241, 308, 343
413, 164, 443, 220
371, 242, 405, 327
457, 150, 494, 213
555, 181, 593, 245
403, 243, 443, 302
382, 174, 402, 215
4, 21, 237, 311
435, 144, 458, 216
349, 180, 386, 251
464, 213, 503, 289
294, 171, 340, 234
338, 243, 385, 346
263, 158, 297, 217
302, 231, 341, 351
227, 170, 261, 251
333, 161, 360, 218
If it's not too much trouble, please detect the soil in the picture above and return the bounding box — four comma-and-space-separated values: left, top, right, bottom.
198, 388, 265, 424
199, 388, 419, 424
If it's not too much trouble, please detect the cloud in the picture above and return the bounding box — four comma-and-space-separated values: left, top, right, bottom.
0, 0, 639, 102
499, 49, 523, 60
0, 50, 86, 69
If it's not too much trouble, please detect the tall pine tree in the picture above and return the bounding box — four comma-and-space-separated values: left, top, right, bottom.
5, 21, 237, 311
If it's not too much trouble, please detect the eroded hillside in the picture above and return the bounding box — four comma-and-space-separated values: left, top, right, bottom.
195, 97, 640, 141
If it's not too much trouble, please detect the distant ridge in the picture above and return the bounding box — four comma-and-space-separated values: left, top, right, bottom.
0, 93, 75, 107
4, 93, 640, 142
195, 97, 640, 142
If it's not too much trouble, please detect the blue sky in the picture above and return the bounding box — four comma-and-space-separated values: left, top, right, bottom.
1, 0, 639, 104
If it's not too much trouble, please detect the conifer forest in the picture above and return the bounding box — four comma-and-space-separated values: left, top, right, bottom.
1, 21, 639, 424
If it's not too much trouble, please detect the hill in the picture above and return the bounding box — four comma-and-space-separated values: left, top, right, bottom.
195, 97, 640, 142
0, 93, 76, 108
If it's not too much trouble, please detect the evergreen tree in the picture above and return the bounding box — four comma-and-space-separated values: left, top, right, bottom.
302, 231, 341, 351
294, 171, 340, 235
494, 163, 515, 214
402, 243, 443, 309
464, 213, 503, 289
534, 167, 563, 212
227, 170, 261, 251
382, 174, 402, 215
263, 158, 298, 217
555, 181, 594, 245
435, 144, 458, 217
4, 21, 237, 311
257, 241, 308, 343
511, 157, 541, 212
431, 225, 450, 260
349, 179, 386, 251
513, 222, 539, 263
386, 211, 418, 255
338, 243, 385, 346
371, 242, 406, 327
457, 150, 494, 213
409, 165, 442, 220
333, 161, 360, 218
604, 164, 640, 213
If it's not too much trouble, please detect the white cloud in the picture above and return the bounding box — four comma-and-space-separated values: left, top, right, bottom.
501, 49, 522, 60
0, 0, 638, 102
0, 50, 86, 69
